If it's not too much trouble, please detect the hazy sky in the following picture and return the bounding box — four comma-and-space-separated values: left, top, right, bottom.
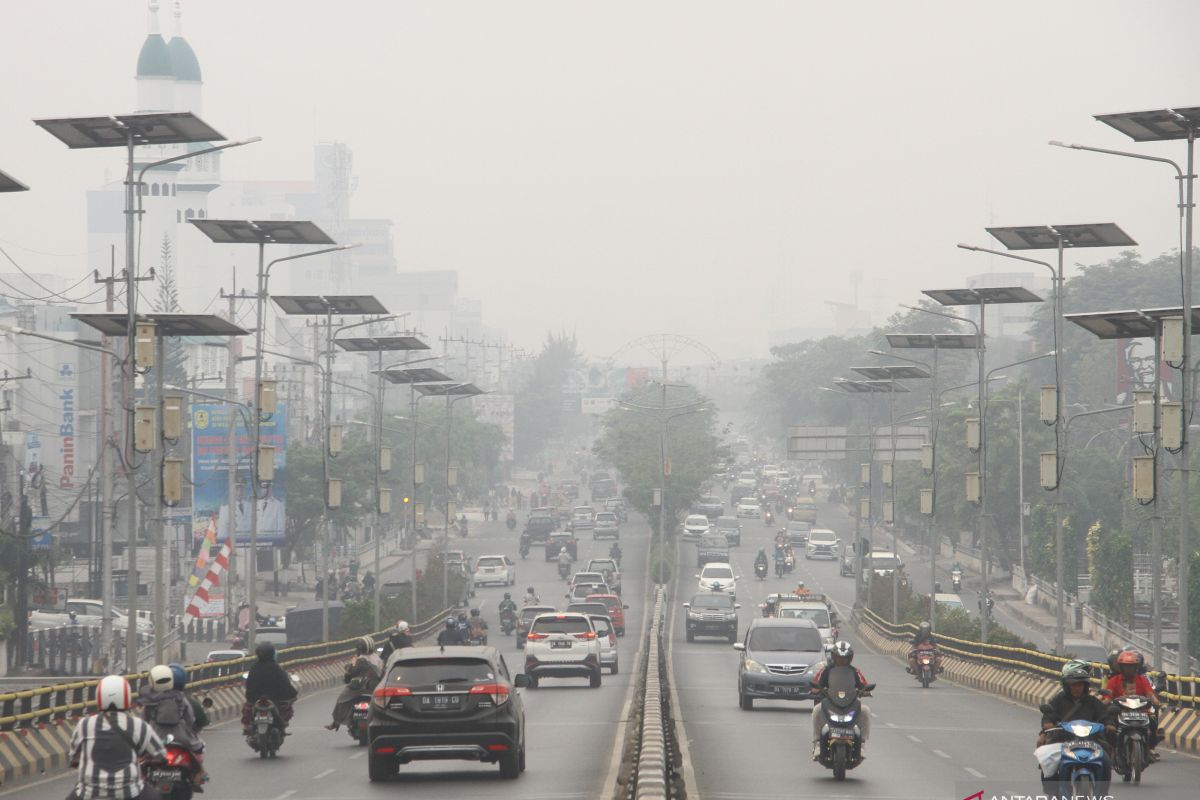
4, 1, 1199, 360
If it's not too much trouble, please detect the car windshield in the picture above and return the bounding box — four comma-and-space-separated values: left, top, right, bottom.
701, 496, 719, 504
748, 627, 822, 652
588, 561, 616, 571
531, 616, 591, 635
787, 523, 810, 532
207, 652, 244, 662
702, 566, 734, 579
779, 607, 830, 627
692, 594, 734, 608
686, 516, 708, 525
870, 556, 900, 569
810, 534, 836, 544
386, 657, 495, 686
596, 513, 616, 522
739, 500, 759, 507
476, 557, 504, 567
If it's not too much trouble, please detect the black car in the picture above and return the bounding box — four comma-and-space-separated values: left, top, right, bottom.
684, 592, 740, 643
695, 495, 724, 519
696, 534, 731, 567
714, 516, 742, 547
524, 513, 556, 542
783, 521, 811, 547
543, 532, 579, 561
367, 645, 527, 781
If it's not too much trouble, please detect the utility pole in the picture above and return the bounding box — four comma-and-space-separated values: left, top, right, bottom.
95, 259, 119, 670
219, 272, 254, 633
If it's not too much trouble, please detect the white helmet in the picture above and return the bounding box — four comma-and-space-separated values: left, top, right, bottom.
97, 674, 131, 711
149, 664, 174, 692
395, 620, 410, 633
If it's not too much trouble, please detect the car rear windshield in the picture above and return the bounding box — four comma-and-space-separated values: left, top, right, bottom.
476, 557, 504, 567
692, 594, 734, 608
521, 606, 554, 619
386, 657, 495, 686
596, 513, 617, 522
573, 573, 604, 583
702, 566, 734, 579
869, 556, 900, 569
778, 607, 830, 627
700, 537, 727, 547
748, 627, 822, 652
567, 603, 609, 616
531, 616, 592, 635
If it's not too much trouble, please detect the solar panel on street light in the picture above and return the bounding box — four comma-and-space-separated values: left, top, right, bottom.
852, 365, 931, 380
415, 382, 485, 397
833, 378, 910, 393
376, 368, 455, 385
985, 223, 1137, 251
336, 336, 429, 353
924, 286, 1043, 306
1094, 107, 1200, 142
34, 111, 224, 149
1066, 306, 1200, 340
884, 333, 980, 350
190, 219, 335, 246
0, 169, 29, 192
272, 295, 389, 316
72, 312, 249, 337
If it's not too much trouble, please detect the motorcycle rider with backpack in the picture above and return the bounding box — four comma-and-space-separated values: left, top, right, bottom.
139, 664, 207, 791
242, 643, 298, 735
326, 636, 382, 731
69, 674, 167, 800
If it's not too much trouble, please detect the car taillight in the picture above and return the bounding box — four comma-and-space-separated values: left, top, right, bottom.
469, 683, 511, 706
574, 631, 597, 640
372, 686, 412, 708
526, 632, 547, 641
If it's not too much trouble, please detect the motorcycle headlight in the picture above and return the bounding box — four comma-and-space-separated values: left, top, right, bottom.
827, 711, 856, 723
744, 658, 768, 674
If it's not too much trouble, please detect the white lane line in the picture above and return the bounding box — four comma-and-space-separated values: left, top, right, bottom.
270, 792, 297, 800
884, 721, 897, 728
907, 734, 923, 743
964, 767, 987, 779
348, 750, 366, 760
932, 749, 952, 759
312, 768, 336, 779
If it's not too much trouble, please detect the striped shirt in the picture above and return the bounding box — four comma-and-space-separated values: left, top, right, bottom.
69, 711, 166, 800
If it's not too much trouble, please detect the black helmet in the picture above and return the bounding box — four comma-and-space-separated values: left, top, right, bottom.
469, 608, 480, 617
457, 611, 467, 621
918, 622, 931, 635
503, 592, 512, 600
255, 642, 276, 662
527, 586, 535, 594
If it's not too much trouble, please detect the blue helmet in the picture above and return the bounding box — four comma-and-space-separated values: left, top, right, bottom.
168, 663, 188, 690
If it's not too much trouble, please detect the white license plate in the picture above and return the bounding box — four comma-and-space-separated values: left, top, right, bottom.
148, 768, 180, 783
551, 640, 573, 649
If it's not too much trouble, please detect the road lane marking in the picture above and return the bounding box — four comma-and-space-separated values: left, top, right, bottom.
964, 767, 987, 779
907, 734, 923, 743
884, 721, 897, 728
932, 749, 952, 759
312, 768, 336, 779
270, 792, 296, 800
348, 750, 366, 759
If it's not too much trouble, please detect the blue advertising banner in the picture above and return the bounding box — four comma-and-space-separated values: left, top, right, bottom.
191, 402, 288, 547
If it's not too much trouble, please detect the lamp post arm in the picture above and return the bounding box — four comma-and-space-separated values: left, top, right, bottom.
1049, 141, 1185, 216
956, 244, 1056, 279
0, 324, 121, 360
986, 351, 1055, 383
900, 304, 980, 337
264, 244, 359, 280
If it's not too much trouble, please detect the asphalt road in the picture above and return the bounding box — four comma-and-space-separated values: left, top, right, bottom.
670, 491, 1199, 800
9, 505, 651, 800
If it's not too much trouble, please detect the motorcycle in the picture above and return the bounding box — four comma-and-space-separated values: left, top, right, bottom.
468, 625, 488, 646
784, 553, 795, 574
813, 667, 874, 781
519, 537, 530, 559
774, 558, 786, 579
458, 519, 469, 537
764, 510, 775, 527
500, 608, 517, 635
558, 560, 571, 580
950, 569, 962, 592
346, 694, 372, 746
754, 561, 768, 581
1112, 695, 1156, 783
979, 593, 994, 619
506, 512, 517, 531
247, 698, 286, 758
911, 643, 938, 688
1036, 715, 1112, 798
141, 735, 200, 799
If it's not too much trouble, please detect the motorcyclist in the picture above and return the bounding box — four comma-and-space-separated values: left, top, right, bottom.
325, 636, 382, 731
755, 549, 769, 569
519, 531, 531, 555
242, 642, 298, 735
907, 621, 942, 673
523, 585, 541, 606
793, 581, 811, 598
169, 664, 209, 735
138, 664, 207, 791
811, 641, 872, 760
68, 674, 166, 800
437, 617, 464, 646
468, 608, 489, 643
764, 508, 775, 526
1105, 649, 1163, 759
761, 593, 778, 618
1038, 660, 1115, 747
379, 620, 414, 661
499, 592, 519, 616
610, 542, 623, 564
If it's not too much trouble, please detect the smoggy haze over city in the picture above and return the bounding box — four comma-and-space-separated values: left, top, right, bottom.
4, 0, 1198, 358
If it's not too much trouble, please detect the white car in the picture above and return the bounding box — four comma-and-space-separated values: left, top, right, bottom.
681, 514, 711, 540
523, 612, 604, 688
696, 562, 739, 599
866, 550, 904, 578
761, 464, 779, 480
735, 499, 761, 520
588, 613, 620, 674
933, 592, 965, 612
737, 471, 758, 488
472, 554, 517, 586
29, 599, 153, 634
805, 528, 840, 560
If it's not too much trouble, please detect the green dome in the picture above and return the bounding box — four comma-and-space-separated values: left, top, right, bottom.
137, 34, 172, 78
168, 36, 201, 81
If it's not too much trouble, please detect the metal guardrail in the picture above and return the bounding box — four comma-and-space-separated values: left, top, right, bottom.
626, 587, 680, 800
859, 606, 1199, 709
0, 605, 456, 731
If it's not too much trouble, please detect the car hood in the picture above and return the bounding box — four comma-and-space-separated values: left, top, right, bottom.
745, 648, 823, 665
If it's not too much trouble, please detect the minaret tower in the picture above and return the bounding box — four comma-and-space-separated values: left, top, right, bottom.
135, 1, 173, 112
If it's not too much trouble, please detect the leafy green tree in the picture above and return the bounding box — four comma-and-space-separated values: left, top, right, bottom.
513, 333, 581, 465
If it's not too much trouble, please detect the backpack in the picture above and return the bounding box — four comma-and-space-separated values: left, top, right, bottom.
91, 713, 137, 772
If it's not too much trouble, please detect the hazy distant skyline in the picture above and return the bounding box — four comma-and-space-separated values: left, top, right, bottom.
4, 1, 1199, 360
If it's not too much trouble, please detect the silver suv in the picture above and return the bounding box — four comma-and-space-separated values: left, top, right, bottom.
523, 612, 603, 688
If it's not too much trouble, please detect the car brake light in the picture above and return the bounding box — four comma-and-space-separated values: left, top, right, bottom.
574, 631, 597, 640
486, 744, 509, 752
375, 746, 397, 755
372, 685, 411, 708
526, 632, 547, 641
469, 683, 511, 705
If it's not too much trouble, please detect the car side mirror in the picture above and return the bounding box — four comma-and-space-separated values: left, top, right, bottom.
863, 683, 876, 692
734, 604, 741, 609
732, 642, 745, 651
513, 674, 531, 688
682, 603, 691, 609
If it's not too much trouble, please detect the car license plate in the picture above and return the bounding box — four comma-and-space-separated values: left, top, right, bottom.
1121, 712, 1149, 722
419, 694, 463, 709
551, 640, 573, 649
148, 768, 180, 783
773, 686, 802, 695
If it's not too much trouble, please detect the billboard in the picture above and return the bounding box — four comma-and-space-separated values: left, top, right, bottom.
9, 339, 81, 523
191, 402, 288, 547
474, 394, 515, 461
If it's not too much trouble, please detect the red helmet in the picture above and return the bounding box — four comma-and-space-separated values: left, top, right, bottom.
1116, 650, 1141, 667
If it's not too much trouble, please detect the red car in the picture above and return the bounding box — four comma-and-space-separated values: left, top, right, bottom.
588, 594, 628, 636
